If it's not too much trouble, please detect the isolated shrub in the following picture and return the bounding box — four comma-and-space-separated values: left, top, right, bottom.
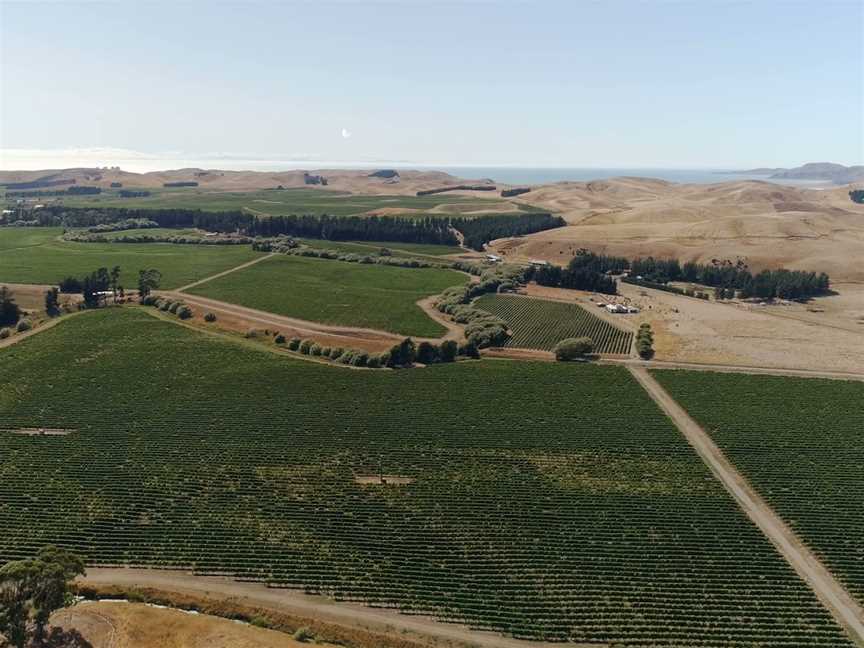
439, 340, 458, 363
299, 339, 313, 354
274, 334, 286, 345
245, 328, 258, 339
0, 328, 10, 339
293, 627, 314, 643
554, 337, 594, 361
310, 344, 323, 356
16, 319, 32, 333
379, 247, 392, 256
329, 347, 344, 360
176, 305, 193, 320
249, 615, 271, 628
204, 312, 217, 322
288, 337, 301, 351
416, 341, 439, 365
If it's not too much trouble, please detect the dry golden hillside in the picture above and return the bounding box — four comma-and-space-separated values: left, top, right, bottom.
495, 178, 864, 283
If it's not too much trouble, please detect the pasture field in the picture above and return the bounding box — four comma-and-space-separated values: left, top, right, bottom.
98, 227, 204, 239
0, 227, 262, 289
0, 225, 60, 250
653, 369, 864, 605
0, 308, 854, 646
297, 238, 464, 257
185, 254, 462, 337
475, 293, 633, 354
26, 187, 509, 217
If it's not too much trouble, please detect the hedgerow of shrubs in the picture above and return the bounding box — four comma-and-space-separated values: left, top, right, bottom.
434, 264, 527, 349
143, 297, 194, 322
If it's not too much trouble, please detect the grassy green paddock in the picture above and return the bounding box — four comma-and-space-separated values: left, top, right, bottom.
98, 227, 203, 239
475, 293, 633, 355
0, 226, 61, 251
297, 238, 464, 257
0, 227, 262, 289
0, 309, 852, 646
28, 187, 508, 217
653, 369, 864, 605
186, 254, 462, 336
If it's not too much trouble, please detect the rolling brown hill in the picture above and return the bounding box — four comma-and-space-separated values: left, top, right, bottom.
496, 178, 864, 283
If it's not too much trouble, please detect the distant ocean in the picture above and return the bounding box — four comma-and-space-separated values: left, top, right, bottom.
427, 167, 836, 187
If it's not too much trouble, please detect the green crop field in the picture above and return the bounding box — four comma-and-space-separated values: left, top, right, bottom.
0, 226, 263, 289
475, 294, 633, 354
0, 309, 854, 646
22, 187, 510, 217
653, 369, 864, 605
185, 254, 463, 337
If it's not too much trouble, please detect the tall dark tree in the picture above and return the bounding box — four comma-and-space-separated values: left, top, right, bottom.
44, 288, 61, 317
0, 287, 21, 328
137, 269, 162, 300
109, 266, 121, 303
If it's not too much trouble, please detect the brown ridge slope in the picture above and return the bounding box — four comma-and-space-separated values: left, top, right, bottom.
497, 178, 864, 283
0, 167, 498, 197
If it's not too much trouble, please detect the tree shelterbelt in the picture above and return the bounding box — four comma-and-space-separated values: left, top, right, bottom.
21, 206, 564, 250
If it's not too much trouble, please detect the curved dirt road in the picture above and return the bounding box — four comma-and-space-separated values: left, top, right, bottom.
80, 568, 570, 648
629, 367, 864, 645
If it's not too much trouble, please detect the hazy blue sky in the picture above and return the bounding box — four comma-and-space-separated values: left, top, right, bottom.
1, 0, 862, 168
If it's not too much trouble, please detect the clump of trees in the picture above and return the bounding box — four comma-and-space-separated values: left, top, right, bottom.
0, 287, 21, 328
81, 266, 122, 308
529, 250, 625, 295
553, 337, 594, 361
628, 256, 830, 300
0, 546, 86, 648
636, 323, 654, 359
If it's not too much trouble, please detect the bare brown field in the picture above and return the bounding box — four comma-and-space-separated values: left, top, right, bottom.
1, 282, 80, 313
51, 601, 343, 648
